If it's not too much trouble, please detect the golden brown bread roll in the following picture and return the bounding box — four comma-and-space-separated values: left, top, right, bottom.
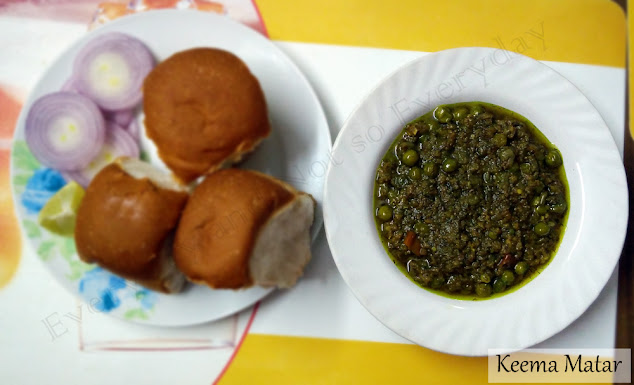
173, 169, 315, 289
143, 48, 271, 183
75, 157, 189, 293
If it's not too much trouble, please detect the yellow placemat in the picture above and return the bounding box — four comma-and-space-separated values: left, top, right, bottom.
256, 0, 625, 68
219, 335, 487, 385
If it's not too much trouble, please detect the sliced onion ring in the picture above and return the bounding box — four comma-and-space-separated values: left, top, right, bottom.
104, 108, 135, 128
25, 91, 105, 171
125, 118, 141, 142
73, 32, 154, 111
63, 121, 140, 187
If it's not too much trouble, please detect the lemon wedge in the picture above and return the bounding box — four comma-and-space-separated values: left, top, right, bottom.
38, 182, 85, 237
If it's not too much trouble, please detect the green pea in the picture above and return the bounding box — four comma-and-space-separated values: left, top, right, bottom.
550, 202, 567, 214
414, 222, 430, 235
492, 277, 507, 293
520, 163, 533, 175
423, 162, 439, 177
402, 149, 419, 166
470, 104, 485, 116
467, 194, 480, 205
433, 106, 452, 123
479, 273, 491, 283
488, 229, 499, 240
442, 158, 458, 173
376, 205, 393, 221
475, 283, 492, 297
535, 205, 548, 215
409, 167, 422, 180
452, 107, 469, 121
545, 149, 562, 168
534, 222, 550, 236
499, 146, 515, 163
514, 261, 529, 275
492, 133, 507, 147
501, 270, 515, 285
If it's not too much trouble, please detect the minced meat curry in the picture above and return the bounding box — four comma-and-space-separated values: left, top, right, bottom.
374, 102, 569, 299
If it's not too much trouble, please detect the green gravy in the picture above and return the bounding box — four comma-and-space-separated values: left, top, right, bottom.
373, 102, 569, 300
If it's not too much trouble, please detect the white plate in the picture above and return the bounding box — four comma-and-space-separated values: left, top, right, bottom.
323, 47, 627, 356
11, 10, 331, 326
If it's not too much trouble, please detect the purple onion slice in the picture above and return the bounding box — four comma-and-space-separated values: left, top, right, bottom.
64, 121, 140, 187
25, 91, 105, 171
125, 118, 141, 142
73, 32, 154, 111
104, 108, 135, 128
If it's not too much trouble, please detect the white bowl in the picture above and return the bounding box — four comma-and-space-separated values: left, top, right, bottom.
323, 47, 628, 356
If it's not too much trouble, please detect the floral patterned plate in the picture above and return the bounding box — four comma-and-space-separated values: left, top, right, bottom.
11, 10, 331, 326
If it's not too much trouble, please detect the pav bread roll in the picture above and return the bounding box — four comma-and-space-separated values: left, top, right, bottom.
173, 169, 315, 289
143, 48, 271, 183
75, 157, 189, 293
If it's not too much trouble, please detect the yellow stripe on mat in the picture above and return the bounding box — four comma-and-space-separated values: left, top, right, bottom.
217, 334, 609, 385
218, 334, 484, 384
256, 0, 625, 68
